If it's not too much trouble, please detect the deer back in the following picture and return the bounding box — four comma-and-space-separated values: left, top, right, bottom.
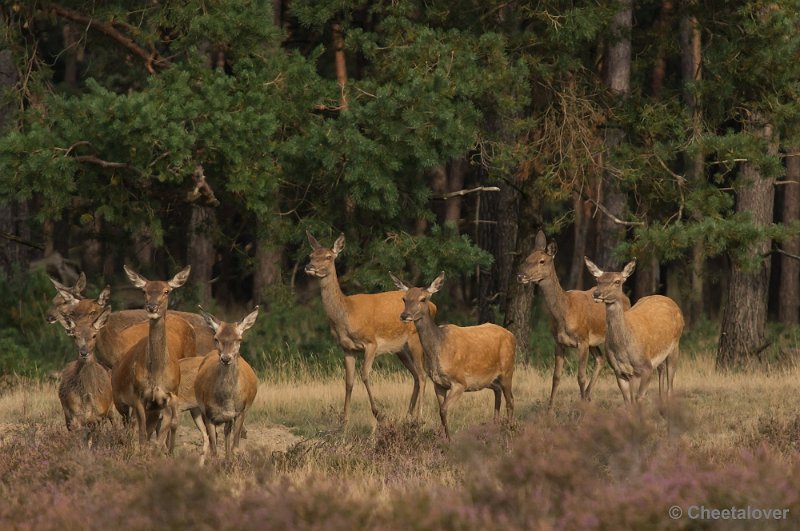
339, 290, 436, 350
100, 313, 198, 368
177, 356, 204, 412
616, 295, 684, 362
438, 323, 516, 389
565, 289, 631, 345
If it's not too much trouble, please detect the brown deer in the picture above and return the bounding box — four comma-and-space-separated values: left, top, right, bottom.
305, 232, 433, 424
55, 307, 114, 447
46, 273, 90, 323
194, 307, 259, 462
48, 279, 215, 367
391, 272, 516, 440
584, 257, 684, 404
111, 265, 192, 452
517, 231, 631, 407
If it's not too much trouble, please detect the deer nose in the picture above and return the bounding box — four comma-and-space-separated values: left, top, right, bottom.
400, 312, 410, 322
220, 355, 232, 365
146, 304, 158, 313
304, 264, 314, 273
79, 348, 89, 358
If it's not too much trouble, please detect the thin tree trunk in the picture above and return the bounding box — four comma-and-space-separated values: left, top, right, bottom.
253, 226, 283, 307
272, 0, 282, 28
332, 21, 348, 111
567, 193, 591, 290
62, 23, 78, 88
188, 205, 216, 307
779, 154, 800, 325
444, 158, 467, 231
81, 213, 103, 276
133, 227, 154, 268
496, 181, 521, 317
717, 119, 776, 369
597, 0, 632, 269
681, 14, 706, 324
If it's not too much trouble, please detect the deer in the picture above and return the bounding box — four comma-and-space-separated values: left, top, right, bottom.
391, 272, 516, 440
516, 230, 631, 408
110, 265, 192, 452
55, 307, 115, 447
48, 279, 215, 368
305, 232, 434, 424
584, 257, 684, 404
194, 306, 259, 462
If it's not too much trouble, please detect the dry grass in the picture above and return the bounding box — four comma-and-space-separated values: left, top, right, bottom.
1, 353, 799, 529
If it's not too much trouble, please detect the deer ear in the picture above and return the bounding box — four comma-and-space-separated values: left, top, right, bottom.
428, 271, 446, 294
584, 257, 604, 278
389, 272, 409, 292
546, 241, 558, 257
124, 265, 148, 289
93, 307, 112, 331
332, 233, 345, 257
168, 265, 192, 288
534, 230, 547, 251
621, 259, 637, 280
238, 306, 260, 335
306, 230, 321, 250
197, 305, 221, 333
96, 285, 112, 307
55, 312, 75, 335
74, 272, 87, 294
54, 285, 80, 305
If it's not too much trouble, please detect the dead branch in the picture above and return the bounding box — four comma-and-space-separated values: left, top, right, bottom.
585, 196, 645, 227
0, 230, 44, 251
434, 186, 501, 200
186, 165, 220, 206
73, 155, 130, 169
45, 4, 171, 74
769, 246, 800, 261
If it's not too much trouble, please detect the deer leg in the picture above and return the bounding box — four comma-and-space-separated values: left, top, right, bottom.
585, 347, 604, 401
434, 384, 447, 436
167, 397, 179, 455
577, 344, 590, 400
548, 345, 566, 409
657, 365, 664, 399
191, 408, 210, 456
224, 420, 233, 459
635, 365, 654, 403
668, 346, 679, 397
491, 383, 501, 421
343, 352, 356, 425
133, 400, 148, 446
440, 383, 465, 441
500, 371, 514, 420
396, 348, 421, 418
204, 416, 217, 457
360, 344, 382, 422
155, 407, 172, 452
616, 376, 632, 405
232, 412, 246, 452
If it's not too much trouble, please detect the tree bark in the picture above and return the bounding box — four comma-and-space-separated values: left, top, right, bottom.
188, 205, 216, 307
332, 21, 348, 111
778, 154, 800, 325
681, 14, 706, 324
717, 119, 776, 369
567, 193, 592, 290
597, 0, 632, 269
253, 227, 283, 307
444, 158, 467, 231
496, 180, 521, 317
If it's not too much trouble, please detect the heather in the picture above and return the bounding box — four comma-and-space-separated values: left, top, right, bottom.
1, 356, 799, 530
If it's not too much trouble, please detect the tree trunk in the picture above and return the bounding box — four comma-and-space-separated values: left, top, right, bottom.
81, 213, 104, 276
567, 193, 592, 290
496, 180, 521, 317
188, 205, 216, 307
717, 119, 776, 369
681, 14, 706, 324
253, 227, 283, 307
272, 0, 283, 28
778, 154, 800, 325
444, 158, 467, 231
62, 23, 78, 88
597, 0, 632, 269
332, 21, 348, 111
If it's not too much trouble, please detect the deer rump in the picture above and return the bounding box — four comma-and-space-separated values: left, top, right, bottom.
432, 323, 516, 391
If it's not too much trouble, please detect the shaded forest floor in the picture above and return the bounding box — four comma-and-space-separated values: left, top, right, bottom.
1, 354, 800, 529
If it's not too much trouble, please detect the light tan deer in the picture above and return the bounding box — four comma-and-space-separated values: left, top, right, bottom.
391, 272, 516, 440
517, 231, 631, 407
194, 307, 259, 462
46, 273, 90, 323
305, 232, 434, 424
48, 279, 215, 368
55, 307, 114, 447
584, 257, 684, 404
110, 265, 191, 452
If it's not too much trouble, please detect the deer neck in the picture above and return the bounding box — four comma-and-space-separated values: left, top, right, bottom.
604, 299, 629, 349
214, 357, 239, 397
146, 313, 170, 374
538, 273, 570, 327
318, 269, 349, 325
412, 308, 447, 381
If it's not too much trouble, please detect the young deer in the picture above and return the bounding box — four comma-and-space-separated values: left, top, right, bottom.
48, 279, 214, 368
584, 258, 684, 404
517, 231, 631, 407
55, 307, 114, 447
111, 266, 192, 452
305, 232, 433, 424
194, 307, 259, 462
391, 272, 516, 440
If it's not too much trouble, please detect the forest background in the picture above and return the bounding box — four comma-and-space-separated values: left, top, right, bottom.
1, 0, 799, 378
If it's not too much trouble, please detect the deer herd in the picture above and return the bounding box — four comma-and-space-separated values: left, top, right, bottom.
47, 229, 684, 457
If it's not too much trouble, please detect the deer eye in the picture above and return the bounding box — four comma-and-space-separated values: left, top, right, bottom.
614, 280, 621, 285
163, 289, 170, 294
539, 259, 545, 264
418, 297, 425, 302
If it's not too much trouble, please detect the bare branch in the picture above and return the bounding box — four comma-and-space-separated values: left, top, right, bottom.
73, 155, 129, 169
769, 246, 800, 261
586, 197, 645, 226
434, 186, 501, 200
45, 4, 171, 74
0, 230, 44, 251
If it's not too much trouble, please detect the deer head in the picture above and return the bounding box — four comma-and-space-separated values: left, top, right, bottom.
57, 307, 112, 360
517, 230, 558, 285
48, 276, 111, 325
198, 306, 260, 365
584, 257, 636, 304
124, 265, 191, 319
391, 271, 445, 322
304, 231, 345, 278
46, 273, 87, 323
